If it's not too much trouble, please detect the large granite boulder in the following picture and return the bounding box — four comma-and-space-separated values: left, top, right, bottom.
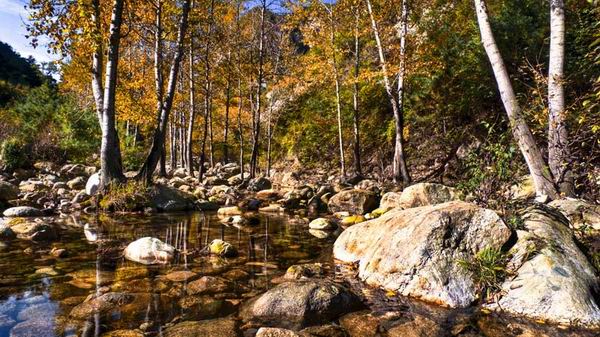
124, 237, 175, 265
394, 183, 460, 209
241, 279, 361, 328
328, 189, 378, 214
549, 198, 600, 230
334, 201, 511, 308
487, 206, 600, 328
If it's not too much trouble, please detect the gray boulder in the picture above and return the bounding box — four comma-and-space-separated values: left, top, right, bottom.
248, 177, 272, 192
487, 206, 600, 328
328, 189, 378, 214
334, 201, 511, 308
3, 206, 44, 217
241, 279, 361, 328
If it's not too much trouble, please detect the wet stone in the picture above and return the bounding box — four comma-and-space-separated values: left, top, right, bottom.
186, 276, 234, 295
165, 270, 197, 282
163, 317, 238, 337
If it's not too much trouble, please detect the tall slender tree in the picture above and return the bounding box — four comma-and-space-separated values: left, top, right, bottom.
365, 0, 410, 184
99, 0, 126, 187
473, 0, 558, 199
137, 0, 192, 182
548, 0, 574, 196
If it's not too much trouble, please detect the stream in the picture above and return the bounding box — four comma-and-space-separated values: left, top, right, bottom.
0, 211, 595, 337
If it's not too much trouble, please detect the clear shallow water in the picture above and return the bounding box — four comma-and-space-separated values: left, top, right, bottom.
0, 211, 596, 337
0, 212, 337, 337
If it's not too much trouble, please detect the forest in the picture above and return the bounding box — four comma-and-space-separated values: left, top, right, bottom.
0, 0, 599, 336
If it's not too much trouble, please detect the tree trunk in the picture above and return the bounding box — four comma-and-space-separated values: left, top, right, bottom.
224, 50, 232, 164
250, 0, 266, 179
548, 0, 574, 196
199, 0, 215, 181
91, 0, 104, 125
366, 0, 410, 185
238, 78, 245, 181
322, 3, 346, 177
99, 0, 126, 187
395, 0, 411, 184
474, 0, 558, 199
187, 35, 196, 177
352, 5, 362, 175
137, 0, 191, 182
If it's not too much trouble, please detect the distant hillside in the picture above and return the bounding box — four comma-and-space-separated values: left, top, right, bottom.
0, 41, 43, 88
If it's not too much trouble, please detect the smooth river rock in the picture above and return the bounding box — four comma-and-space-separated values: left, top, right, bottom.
241, 279, 361, 328
2, 206, 43, 217
124, 237, 175, 265
333, 201, 511, 308
487, 206, 600, 328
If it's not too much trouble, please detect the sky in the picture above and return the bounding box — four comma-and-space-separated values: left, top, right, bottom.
0, 0, 57, 63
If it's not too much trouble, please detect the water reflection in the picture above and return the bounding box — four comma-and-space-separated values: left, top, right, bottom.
0, 212, 332, 337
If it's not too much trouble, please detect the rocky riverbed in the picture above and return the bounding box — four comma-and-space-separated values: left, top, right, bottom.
1, 162, 600, 336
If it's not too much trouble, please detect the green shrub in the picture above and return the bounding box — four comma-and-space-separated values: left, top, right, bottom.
457, 124, 523, 207
457, 246, 509, 302
98, 180, 152, 212
0, 138, 30, 170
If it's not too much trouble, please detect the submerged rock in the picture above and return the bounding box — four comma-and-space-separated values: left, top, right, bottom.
488, 206, 600, 328
10, 221, 58, 241
186, 276, 233, 295
256, 327, 301, 337
328, 189, 378, 214
334, 201, 511, 308
241, 279, 361, 328
124, 237, 175, 265
163, 317, 238, 337
70, 292, 134, 320
3, 206, 43, 217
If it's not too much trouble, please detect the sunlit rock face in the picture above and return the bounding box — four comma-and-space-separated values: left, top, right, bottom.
487, 206, 600, 328
334, 201, 511, 308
